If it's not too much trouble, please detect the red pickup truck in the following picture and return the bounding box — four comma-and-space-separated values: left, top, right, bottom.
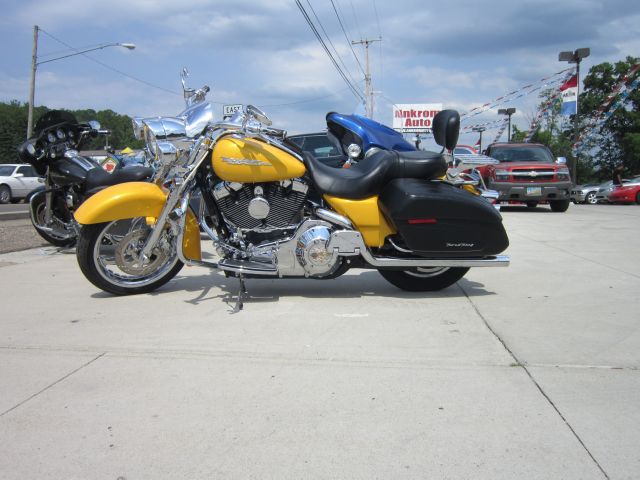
482, 142, 572, 212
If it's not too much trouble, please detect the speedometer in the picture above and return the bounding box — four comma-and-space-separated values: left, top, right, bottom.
56, 129, 66, 140
47, 132, 56, 143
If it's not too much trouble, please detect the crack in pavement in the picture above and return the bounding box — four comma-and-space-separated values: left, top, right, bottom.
459, 283, 611, 480
0, 352, 106, 418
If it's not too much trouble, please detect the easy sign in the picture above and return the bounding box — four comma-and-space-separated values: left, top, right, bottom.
392, 103, 443, 133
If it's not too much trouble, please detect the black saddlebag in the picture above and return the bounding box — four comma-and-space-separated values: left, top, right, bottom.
379, 179, 509, 258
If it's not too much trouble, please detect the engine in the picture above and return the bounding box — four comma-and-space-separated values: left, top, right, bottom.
213, 178, 308, 231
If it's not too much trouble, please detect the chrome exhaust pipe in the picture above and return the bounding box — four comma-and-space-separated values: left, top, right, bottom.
361, 250, 510, 268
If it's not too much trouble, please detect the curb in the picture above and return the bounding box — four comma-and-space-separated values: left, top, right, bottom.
0, 211, 30, 221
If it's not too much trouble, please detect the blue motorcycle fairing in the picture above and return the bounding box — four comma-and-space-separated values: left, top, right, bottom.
326, 112, 416, 154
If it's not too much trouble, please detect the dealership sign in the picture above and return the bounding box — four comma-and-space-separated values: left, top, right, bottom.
392, 103, 443, 133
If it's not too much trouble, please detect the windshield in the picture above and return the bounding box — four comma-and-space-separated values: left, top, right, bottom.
489, 146, 554, 163
0, 165, 16, 176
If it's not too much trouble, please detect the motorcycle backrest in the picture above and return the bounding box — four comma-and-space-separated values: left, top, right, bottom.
432, 110, 460, 151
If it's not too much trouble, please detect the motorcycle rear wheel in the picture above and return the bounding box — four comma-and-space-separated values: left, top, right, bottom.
76, 218, 183, 295
379, 267, 469, 292
30, 194, 76, 247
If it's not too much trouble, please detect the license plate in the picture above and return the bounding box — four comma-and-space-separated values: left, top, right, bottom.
526, 187, 542, 196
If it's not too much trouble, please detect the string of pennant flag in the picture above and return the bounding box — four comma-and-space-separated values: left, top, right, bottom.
523, 69, 577, 142
491, 118, 509, 143
573, 63, 640, 155
460, 67, 575, 121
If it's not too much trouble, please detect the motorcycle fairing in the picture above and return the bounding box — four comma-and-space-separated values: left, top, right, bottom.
74, 182, 201, 260
326, 112, 415, 153
322, 194, 395, 248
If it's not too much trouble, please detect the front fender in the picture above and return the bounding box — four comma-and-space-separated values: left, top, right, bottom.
74, 182, 201, 261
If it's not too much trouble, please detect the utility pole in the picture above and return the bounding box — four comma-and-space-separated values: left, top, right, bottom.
352, 37, 381, 118
27, 25, 39, 139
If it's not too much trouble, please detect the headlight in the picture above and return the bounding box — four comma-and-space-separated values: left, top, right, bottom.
557, 167, 570, 180
143, 124, 159, 159
495, 169, 510, 181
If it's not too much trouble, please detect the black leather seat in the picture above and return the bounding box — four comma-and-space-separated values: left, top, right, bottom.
303, 149, 446, 199
85, 166, 153, 192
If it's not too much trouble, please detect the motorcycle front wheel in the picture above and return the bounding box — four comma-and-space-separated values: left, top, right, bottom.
76, 217, 183, 295
30, 194, 76, 248
379, 267, 469, 292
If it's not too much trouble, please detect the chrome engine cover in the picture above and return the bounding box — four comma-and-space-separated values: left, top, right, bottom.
246, 219, 345, 277
295, 226, 336, 276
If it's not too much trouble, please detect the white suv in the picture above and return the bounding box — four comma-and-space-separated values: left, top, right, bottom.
0, 164, 43, 203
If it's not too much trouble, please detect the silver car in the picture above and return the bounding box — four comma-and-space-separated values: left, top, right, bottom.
0, 164, 43, 204
594, 179, 634, 203
571, 183, 601, 204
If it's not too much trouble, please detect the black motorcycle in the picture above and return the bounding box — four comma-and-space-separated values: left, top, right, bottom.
17, 110, 153, 247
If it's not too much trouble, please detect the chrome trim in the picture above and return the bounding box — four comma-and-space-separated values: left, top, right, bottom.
361, 251, 510, 268
315, 208, 353, 229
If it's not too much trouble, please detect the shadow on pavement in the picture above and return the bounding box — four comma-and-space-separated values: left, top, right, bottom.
90, 269, 496, 309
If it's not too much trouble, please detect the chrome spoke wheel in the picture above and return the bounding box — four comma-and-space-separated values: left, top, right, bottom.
87, 218, 181, 291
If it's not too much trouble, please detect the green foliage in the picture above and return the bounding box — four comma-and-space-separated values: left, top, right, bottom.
579, 56, 640, 179
0, 101, 144, 163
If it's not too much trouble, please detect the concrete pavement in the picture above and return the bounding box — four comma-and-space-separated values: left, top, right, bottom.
0, 204, 638, 479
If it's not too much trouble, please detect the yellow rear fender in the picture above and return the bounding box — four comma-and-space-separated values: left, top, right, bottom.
74, 182, 201, 261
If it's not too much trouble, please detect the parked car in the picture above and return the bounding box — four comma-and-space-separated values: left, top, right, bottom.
482, 143, 572, 212
607, 177, 640, 204
594, 179, 631, 203
287, 132, 345, 167
571, 183, 601, 204
453, 145, 478, 155
0, 164, 43, 203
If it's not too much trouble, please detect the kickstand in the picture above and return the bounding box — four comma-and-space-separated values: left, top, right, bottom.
231, 274, 248, 313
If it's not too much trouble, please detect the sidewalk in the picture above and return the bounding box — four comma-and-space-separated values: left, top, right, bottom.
0, 204, 638, 479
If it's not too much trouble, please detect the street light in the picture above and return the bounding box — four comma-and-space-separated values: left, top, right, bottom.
472, 126, 486, 152
558, 47, 590, 185
27, 25, 136, 138
498, 107, 516, 142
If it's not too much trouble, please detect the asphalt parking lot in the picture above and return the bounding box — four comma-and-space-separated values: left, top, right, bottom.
1, 204, 639, 479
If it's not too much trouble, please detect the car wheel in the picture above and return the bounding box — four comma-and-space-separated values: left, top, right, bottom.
550, 199, 570, 212
585, 192, 597, 204
526, 201, 538, 208
0, 185, 11, 204
636, 192, 640, 205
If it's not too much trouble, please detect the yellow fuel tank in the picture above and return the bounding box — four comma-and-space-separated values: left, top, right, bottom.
211, 136, 306, 183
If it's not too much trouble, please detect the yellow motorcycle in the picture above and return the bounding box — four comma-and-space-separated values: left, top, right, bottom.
74, 83, 509, 307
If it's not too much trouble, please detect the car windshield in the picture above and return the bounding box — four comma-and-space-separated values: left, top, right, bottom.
0, 165, 15, 176
295, 135, 341, 158
489, 146, 554, 163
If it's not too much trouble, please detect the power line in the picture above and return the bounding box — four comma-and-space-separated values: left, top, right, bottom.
372, 0, 384, 94
305, 0, 361, 88
329, 0, 365, 76
294, 0, 365, 103
258, 81, 363, 108
38, 28, 181, 97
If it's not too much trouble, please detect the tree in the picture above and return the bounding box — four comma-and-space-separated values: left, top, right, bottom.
0, 101, 144, 163
579, 56, 640, 179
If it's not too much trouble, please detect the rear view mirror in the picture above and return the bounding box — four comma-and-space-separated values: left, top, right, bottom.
432, 110, 460, 151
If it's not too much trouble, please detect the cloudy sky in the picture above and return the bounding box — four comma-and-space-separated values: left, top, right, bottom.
1, 0, 639, 147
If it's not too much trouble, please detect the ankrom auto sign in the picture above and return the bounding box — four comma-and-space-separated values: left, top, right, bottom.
393, 104, 443, 133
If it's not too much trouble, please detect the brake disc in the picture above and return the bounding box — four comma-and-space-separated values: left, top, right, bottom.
114, 229, 170, 276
